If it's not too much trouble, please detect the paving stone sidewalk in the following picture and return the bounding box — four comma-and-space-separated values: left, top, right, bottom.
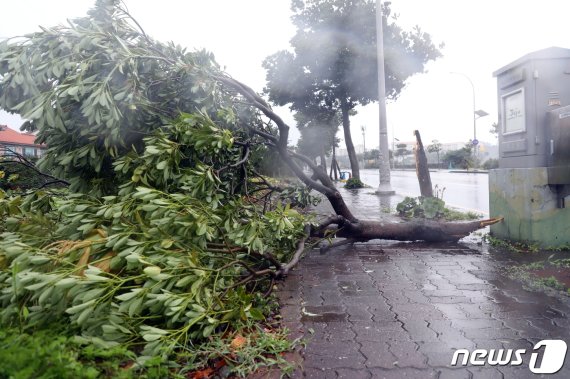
278, 242, 570, 378
275, 190, 570, 379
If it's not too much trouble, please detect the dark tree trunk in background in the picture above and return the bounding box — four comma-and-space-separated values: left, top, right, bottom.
341, 99, 360, 180
330, 144, 338, 180
320, 148, 327, 175
414, 130, 433, 197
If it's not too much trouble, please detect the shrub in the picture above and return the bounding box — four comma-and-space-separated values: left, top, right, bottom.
344, 177, 365, 189
482, 158, 499, 170
396, 196, 481, 221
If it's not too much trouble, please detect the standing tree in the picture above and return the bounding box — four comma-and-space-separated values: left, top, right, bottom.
427, 139, 442, 168
394, 143, 411, 166
294, 106, 340, 172
263, 0, 443, 181
443, 143, 474, 170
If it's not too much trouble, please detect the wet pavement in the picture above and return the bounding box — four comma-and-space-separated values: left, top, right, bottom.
275, 185, 570, 379
360, 169, 490, 215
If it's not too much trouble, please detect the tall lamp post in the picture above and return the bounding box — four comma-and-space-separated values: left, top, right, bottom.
361, 126, 366, 155
376, 0, 394, 195
361, 125, 366, 169
450, 71, 488, 156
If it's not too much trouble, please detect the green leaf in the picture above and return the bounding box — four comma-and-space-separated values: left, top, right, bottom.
55, 278, 77, 289
248, 308, 265, 321
66, 299, 96, 315
142, 333, 162, 342
160, 239, 173, 249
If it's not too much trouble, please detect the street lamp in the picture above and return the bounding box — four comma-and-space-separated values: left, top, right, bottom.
361, 125, 366, 155
361, 125, 366, 169
450, 72, 488, 153
376, 0, 394, 195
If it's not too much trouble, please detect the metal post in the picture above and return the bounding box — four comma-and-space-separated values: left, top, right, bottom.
376, 0, 394, 195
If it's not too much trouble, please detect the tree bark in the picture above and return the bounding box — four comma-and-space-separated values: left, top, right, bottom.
320, 147, 327, 175
318, 217, 503, 243
340, 98, 360, 180
330, 144, 339, 181
414, 130, 433, 197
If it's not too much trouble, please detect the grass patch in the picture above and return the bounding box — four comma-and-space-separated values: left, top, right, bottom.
484, 235, 539, 253
504, 257, 570, 295
442, 208, 481, 221
0, 326, 136, 379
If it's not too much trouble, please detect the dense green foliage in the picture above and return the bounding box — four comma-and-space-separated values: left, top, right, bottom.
0, 1, 312, 376
0, 326, 136, 379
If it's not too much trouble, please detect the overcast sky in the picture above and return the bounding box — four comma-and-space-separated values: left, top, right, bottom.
2, 0, 570, 150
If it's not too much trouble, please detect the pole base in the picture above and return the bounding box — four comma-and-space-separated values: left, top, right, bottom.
375, 183, 395, 196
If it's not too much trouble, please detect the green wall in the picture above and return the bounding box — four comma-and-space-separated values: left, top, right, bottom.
489, 168, 570, 247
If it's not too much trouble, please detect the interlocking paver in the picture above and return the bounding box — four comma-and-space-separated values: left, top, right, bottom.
274, 191, 570, 378
304, 367, 338, 378
358, 341, 397, 369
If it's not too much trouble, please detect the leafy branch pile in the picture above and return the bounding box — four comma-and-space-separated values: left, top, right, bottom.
0, 1, 315, 375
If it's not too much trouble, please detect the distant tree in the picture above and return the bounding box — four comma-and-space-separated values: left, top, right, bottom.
394, 143, 411, 166
363, 148, 379, 161
482, 158, 499, 170
427, 139, 442, 168
295, 106, 340, 172
263, 0, 442, 180
442, 143, 473, 169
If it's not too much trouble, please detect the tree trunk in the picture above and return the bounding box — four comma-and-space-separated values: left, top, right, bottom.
334, 157, 340, 180
320, 148, 327, 175
317, 217, 503, 243
414, 130, 433, 197
330, 144, 339, 181
341, 99, 360, 180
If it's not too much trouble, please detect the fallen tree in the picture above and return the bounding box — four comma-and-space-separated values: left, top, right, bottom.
215, 75, 502, 242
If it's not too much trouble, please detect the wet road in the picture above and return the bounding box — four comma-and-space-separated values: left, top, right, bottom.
360, 169, 489, 215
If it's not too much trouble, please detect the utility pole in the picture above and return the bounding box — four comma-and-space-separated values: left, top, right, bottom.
375, 0, 394, 195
